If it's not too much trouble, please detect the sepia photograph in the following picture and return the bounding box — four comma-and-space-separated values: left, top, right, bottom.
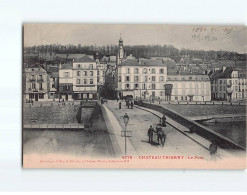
22, 24, 246, 169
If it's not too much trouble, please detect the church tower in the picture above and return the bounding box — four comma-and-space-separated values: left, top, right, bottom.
117, 35, 124, 65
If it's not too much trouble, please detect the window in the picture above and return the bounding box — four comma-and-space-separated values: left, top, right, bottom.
39, 75, 43, 80
151, 68, 156, 74
90, 71, 93, 76
144, 76, 148, 82
126, 76, 130, 81
84, 71, 87, 76
134, 76, 139, 82
159, 69, 164, 74
126, 84, 130, 89
77, 64, 81, 69
77, 71, 80, 76
84, 79, 87, 84
32, 83, 36, 89
185, 96, 187, 101
77, 79, 80, 84
143, 68, 147, 74
134, 83, 139, 89
118, 76, 121, 82
31, 68, 34, 71
181, 96, 183, 100
143, 84, 146, 89
151, 83, 156, 89
220, 86, 222, 91
90, 79, 93, 84
127, 68, 130, 74
235, 86, 238, 91
189, 77, 192, 80
53, 78, 55, 81
63, 86, 69, 91
175, 96, 178, 101
160, 76, 164, 81
39, 94, 44, 99
152, 76, 156, 81
52, 84, 55, 88
160, 91, 164, 96
31, 75, 35, 80
65, 72, 69, 77
39, 83, 42, 90
134, 68, 139, 74
97, 77, 99, 82
97, 71, 99, 76
89, 64, 93, 69
220, 80, 222, 84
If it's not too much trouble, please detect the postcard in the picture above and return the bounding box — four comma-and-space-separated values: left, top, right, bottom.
22, 24, 246, 168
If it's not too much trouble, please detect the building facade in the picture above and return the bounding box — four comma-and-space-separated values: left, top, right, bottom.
47, 66, 59, 99
24, 63, 49, 101
72, 56, 98, 100
117, 59, 167, 99
166, 73, 211, 102
210, 66, 247, 101
59, 63, 73, 101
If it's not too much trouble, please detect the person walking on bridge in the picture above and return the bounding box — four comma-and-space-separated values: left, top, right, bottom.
160, 114, 167, 127
147, 125, 155, 144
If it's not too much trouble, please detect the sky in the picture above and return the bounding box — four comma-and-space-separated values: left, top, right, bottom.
24, 24, 247, 53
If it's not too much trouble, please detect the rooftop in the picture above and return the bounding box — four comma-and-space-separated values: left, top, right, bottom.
209, 67, 234, 80
60, 63, 73, 70
74, 55, 95, 63
118, 59, 164, 66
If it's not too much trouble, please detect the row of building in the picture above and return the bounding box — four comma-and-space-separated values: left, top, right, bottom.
23, 37, 247, 102
24, 55, 107, 101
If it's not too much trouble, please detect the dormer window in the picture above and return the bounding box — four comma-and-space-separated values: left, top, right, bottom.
78, 64, 81, 69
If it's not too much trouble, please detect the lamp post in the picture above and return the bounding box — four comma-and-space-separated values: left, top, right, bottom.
123, 113, 129, 156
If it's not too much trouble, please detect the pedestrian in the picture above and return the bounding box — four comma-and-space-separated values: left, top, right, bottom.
209, 141, 217, 155
130, 101, 133, 109
160, 114, 166, 127
127, 100, 130, 109
189, 125, 196, 134
119, 102, 121, 109
147, 125, 155, 144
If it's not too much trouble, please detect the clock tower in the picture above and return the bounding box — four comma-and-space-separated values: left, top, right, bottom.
117, 35, 124, 65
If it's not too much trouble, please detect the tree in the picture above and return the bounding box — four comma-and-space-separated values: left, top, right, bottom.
164, 84, 173, 101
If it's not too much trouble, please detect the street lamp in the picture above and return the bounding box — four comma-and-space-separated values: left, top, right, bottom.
123, 113, 129, 156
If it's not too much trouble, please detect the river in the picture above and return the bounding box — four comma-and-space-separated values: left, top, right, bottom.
200, 121, 246, 148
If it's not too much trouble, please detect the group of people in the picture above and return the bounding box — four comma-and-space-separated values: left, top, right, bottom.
147, 114, 167, 147
118, 99, 134, 109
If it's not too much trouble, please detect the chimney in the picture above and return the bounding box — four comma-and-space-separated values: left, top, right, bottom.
138, 58, 141, 64
59, 62, 62, 69
222, 65, 226, 72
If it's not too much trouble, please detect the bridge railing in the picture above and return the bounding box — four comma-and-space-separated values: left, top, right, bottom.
142, 102, 245, 150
